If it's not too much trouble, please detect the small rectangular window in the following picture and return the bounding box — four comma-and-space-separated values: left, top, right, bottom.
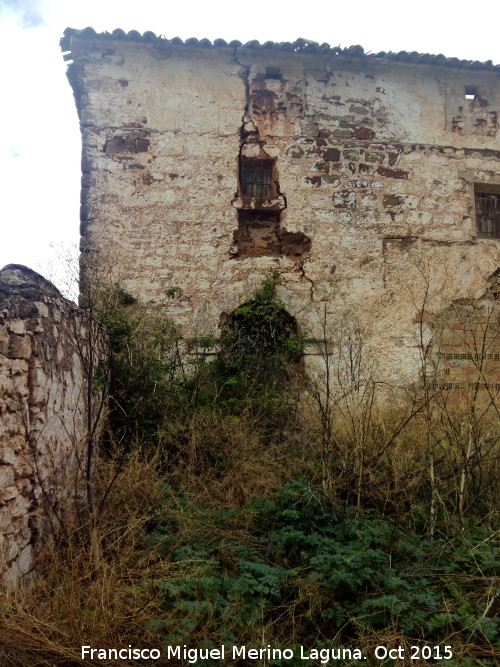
475, 185, 500, 239
465, 85, 478, 100
240, 159, 274, 197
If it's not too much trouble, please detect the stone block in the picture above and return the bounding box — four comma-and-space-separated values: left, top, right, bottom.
323, 147, 340, 161
0, 447, 16, 466
0, 484, 19, 503
8, 334, 32, 360
354, 127, 375, 140
376, 166, 408, 179
332, 129, 353, 139
9, 320, 26, 335
333, 190, 356, 209
0, 465, 15, 489
17, 544, 34, 578
365, 150, 384, 163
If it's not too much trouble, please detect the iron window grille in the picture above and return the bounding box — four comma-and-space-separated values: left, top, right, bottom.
240, 160, 273, 197
475, 191, 500, 239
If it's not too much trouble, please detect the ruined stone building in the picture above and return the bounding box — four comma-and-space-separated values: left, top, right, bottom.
60, 28, 500, 387
2, 29, 500, 585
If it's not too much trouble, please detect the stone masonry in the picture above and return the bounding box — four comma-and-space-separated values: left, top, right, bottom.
61, 29, 500, 386
0, 265, 103, 586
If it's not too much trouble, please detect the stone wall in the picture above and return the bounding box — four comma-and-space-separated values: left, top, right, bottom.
0, 264, 104, 586
62, 32, 500, 384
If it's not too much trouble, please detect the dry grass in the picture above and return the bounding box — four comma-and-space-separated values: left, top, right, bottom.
1, 404, 498, 666
0, 425, 305, 666
0, 453, 167, 666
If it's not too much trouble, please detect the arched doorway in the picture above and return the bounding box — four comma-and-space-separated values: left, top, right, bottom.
215, 274, 304, 432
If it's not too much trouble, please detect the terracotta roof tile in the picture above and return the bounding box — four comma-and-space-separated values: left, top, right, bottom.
60, 27, 500, 71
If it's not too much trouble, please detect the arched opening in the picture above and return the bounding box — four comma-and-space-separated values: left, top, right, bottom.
215, 274, 304, 432
218, 294, 301, 380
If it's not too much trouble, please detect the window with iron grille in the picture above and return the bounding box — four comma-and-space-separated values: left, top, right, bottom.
240, 159, 274, 197
475, 187, 500, 239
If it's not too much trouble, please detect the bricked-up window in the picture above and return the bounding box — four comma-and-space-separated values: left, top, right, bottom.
475, 185, 500, 239
240, 159, 274, 197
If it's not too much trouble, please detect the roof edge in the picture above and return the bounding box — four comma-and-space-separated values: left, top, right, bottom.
60, 27, 500, 72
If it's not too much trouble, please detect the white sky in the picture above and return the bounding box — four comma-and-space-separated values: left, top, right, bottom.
1, 0, 500, 294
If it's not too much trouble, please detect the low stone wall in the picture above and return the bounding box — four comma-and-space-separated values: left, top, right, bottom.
0, 264, 105, 586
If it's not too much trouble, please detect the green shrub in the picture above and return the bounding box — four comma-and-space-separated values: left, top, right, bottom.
99, 273, 309, 449
148, 480, 499, 662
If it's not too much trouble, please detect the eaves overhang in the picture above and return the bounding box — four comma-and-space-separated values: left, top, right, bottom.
60, 27, 500, 72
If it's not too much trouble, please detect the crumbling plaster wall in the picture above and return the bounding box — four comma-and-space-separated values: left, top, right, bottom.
0, 265, 102, 586
66, 36, 500, 381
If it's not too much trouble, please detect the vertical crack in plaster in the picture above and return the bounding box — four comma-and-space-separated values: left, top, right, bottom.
296, 257, 315, 301
231, 49, 312, 290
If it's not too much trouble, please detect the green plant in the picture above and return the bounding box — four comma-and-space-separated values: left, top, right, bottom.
96, 285, 183, 448
211, 272, 308, 435
98, 273, 310, 453
164, 285, 183, 299
147, 480, 499, 662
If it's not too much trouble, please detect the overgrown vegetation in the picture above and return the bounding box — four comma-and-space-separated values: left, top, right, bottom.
1, 273, 498, 666
149, 481, 498, 663
101, 271, 305, 452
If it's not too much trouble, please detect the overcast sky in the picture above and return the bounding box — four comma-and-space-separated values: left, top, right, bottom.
1, 0, 500, 294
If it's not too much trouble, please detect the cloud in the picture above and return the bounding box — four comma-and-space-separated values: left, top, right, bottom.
0, 0, 46, 28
